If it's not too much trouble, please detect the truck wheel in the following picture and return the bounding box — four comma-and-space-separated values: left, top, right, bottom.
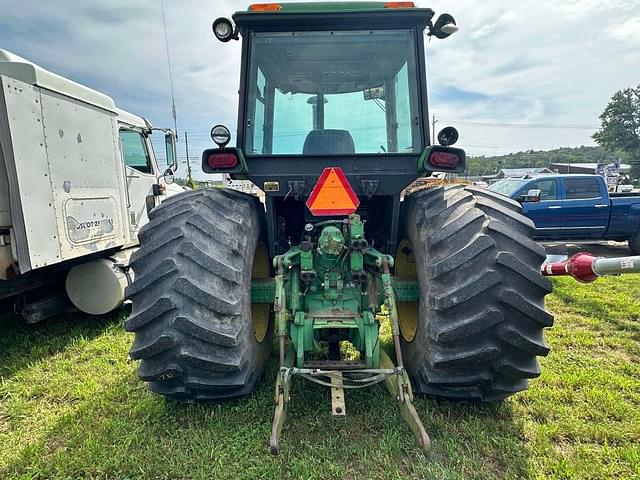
125, 188, 272, 401
396, 184, 553, 401
629, 230, 640, 255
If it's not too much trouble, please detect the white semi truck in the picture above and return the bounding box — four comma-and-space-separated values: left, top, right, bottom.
0, 50, 178, 320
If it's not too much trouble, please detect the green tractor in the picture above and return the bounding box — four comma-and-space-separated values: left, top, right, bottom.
125, 2, 553, 453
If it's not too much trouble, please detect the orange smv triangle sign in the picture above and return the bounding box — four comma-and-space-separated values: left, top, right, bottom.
306, 167, 360, 216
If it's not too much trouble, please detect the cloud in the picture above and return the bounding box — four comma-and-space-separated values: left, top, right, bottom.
608, 16, 640, 43
1, 0, 639, 174
469, 10, 517, 40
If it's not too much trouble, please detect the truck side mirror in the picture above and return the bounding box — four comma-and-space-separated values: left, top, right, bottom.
163, 167, 175, 185
165, 132, 177, 168
519, 189, 541, 203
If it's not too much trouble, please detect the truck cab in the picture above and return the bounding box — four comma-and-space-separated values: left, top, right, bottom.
489, 174, 640, 251
0, 49, 178, 316
116, 108, 177, 239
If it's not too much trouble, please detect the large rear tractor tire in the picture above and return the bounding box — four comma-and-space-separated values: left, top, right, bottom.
396, 184, 554, 401
125, 188, 272, 401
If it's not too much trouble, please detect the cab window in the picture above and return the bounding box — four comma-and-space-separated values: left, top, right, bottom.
528, 179, 557, 200
245, 29, 421, 155
564, 178, 601, 199
120, 130, 152, 174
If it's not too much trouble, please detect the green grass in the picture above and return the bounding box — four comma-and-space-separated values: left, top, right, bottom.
0, 276, 639, 479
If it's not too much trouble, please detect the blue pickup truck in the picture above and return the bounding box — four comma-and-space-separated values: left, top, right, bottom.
489, 174, 640, 254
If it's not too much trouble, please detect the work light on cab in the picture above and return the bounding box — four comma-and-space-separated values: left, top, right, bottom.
210, 124, 231, 147
212, 17, 237, 42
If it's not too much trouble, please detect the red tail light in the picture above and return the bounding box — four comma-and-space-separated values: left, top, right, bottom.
422, 146, 466, 173
207, 152, 238, 169
429, 151, 460, 169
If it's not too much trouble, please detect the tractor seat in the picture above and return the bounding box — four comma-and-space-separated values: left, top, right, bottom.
302, 129, 355, 155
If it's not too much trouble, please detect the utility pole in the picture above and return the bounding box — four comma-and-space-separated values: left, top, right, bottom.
184, 131, 193, 184
431, 114, 438, 145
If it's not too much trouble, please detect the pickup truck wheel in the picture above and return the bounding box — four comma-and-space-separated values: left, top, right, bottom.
398, 184, 554, 401
125, 188, 272, 401
629, 230, 640, 255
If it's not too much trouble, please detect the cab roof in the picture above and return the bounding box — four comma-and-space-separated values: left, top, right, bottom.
0, 49, 116, 113
0, 49, 150, 128
233, 2, 433, 30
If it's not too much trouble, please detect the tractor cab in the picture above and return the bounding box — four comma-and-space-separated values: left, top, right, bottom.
204, 2, 464, 256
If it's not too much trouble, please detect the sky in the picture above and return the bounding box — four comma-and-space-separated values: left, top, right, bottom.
1, 0, 639, 179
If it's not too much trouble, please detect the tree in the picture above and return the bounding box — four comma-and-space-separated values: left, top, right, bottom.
463, 146, 617, 177
593, 85, 640, 177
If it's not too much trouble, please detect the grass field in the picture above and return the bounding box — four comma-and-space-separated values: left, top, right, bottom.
0, 276, 639, 479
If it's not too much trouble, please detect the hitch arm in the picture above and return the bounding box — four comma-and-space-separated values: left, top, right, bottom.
270, 367, 292, 455
380, 350, 431, 453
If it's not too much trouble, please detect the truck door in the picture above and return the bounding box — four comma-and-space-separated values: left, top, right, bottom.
119, 129, 158, 238
520, 178, 562, 239
559, 176, 609, 238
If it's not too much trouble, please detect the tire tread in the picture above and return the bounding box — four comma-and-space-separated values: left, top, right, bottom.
400, 185, 553, 401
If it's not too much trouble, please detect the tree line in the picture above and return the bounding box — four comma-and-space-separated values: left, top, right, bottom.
465, 146, 620, 177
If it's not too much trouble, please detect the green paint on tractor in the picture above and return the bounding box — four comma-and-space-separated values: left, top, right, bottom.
271, 215, 386, 369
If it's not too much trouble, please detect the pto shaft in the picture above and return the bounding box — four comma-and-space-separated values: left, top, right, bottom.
541, 253, 640, 283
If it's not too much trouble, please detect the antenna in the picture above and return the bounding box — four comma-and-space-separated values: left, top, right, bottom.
161, 0, 178, 137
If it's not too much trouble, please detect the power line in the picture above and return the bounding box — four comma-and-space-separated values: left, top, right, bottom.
438, 119, 599, 130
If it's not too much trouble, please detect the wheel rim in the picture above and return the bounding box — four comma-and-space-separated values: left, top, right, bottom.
395, 239, 419, 343
251, 241, 271, 343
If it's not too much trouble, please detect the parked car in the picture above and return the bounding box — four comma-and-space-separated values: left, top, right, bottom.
489, 174, 640, 254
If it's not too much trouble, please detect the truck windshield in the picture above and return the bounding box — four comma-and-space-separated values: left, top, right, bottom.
488, 179, 527, 197
244, 29, 422, 156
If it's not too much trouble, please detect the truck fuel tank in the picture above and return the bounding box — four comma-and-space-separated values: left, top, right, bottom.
65, 258, 131, 315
